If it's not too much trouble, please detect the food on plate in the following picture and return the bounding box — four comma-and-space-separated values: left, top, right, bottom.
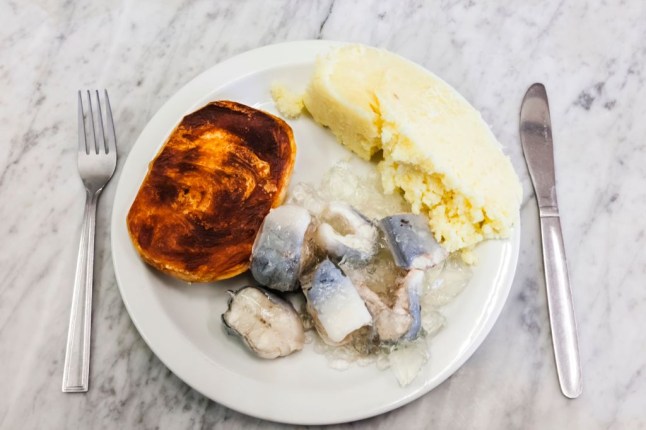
270, 82, 304, 119
354, 270, 423, 342
380, 214, 449, 270
127, 101, 296, 282
222, 286, 305, 359
284, 162, 476, 385
314, 202, 379, 265
387, 339, 430, 387
218, 159, 476, 385
398, 270, 424, 340
301, 44, 522, 252
250, 205, 316, 292
301, 258, 373, 345
127, 43, 519, 386
354, 282, 411, 342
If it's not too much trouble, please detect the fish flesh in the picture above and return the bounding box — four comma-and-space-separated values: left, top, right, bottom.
355, 269, 424, 342
222, 286, 305, 359
380, 214, 448, 270
315, 202, 379, 264
301, 258, 373, 345
250, 205, 315, 292
399, 269, 423, 341
355, 283, 411, 342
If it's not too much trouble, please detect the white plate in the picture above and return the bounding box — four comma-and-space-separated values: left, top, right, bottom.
111, 40, 520, 425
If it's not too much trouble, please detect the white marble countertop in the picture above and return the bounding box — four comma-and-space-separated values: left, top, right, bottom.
2, 0, 645, 428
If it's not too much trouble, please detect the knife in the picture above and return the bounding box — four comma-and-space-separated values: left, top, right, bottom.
519, 83, 582, 398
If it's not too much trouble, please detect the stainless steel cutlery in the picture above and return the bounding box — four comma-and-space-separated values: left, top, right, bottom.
520, 83, 582, 399
62, 90, 117, 393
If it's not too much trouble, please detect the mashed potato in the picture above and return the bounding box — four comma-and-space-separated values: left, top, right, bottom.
301, 44, 522, 251
270, 82, 304, 119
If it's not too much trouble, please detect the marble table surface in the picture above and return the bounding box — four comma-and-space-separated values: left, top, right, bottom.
1, 0, 645, 428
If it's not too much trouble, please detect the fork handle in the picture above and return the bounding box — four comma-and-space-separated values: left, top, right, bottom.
62, 190, 99, 392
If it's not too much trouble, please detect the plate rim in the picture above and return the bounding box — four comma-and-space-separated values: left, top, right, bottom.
110, 39, 521, 425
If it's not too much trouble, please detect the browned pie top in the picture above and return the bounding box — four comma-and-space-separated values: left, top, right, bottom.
127, 101, 296, 282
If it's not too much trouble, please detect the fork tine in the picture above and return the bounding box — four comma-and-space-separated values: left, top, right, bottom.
94, 90, 107, 154
78, 91, 88, 154
104, 89, 117, 155
86, 90, 98, 154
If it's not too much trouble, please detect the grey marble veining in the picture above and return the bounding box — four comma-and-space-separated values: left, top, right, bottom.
1, 0, 645, 428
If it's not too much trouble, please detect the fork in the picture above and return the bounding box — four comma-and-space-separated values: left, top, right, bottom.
62, 90, 117, 393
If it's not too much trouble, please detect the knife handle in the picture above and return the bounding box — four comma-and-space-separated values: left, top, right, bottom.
539, 211, 582, 398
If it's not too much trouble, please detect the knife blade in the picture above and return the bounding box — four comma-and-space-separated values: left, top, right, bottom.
520, 83, 582, 399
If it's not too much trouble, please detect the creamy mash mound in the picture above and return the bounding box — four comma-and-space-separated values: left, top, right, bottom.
302, 44, 522, 251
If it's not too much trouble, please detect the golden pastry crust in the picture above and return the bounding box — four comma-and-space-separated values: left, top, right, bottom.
127, 101, 296, 282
